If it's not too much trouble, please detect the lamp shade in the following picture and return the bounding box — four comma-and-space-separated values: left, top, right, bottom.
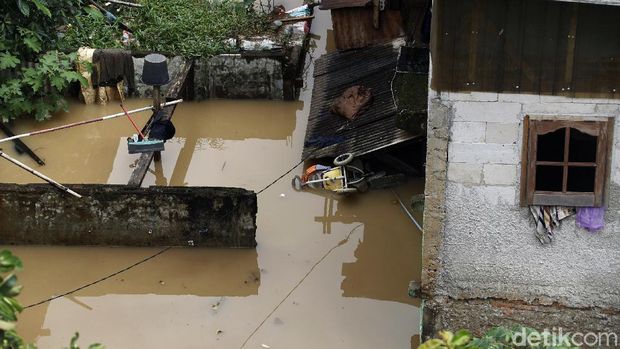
142, 53, 170, 86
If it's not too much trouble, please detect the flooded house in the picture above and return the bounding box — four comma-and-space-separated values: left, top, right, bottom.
422, 0, 620, 340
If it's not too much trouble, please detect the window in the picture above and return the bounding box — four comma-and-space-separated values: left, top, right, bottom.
521, 116, 613, 207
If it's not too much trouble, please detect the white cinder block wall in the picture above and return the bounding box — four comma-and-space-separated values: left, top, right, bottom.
435, 90, 620, 309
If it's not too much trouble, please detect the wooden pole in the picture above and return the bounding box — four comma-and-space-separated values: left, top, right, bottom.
0, 99, 183, 145
107, 0, 143, 7
0, 151, 82, 198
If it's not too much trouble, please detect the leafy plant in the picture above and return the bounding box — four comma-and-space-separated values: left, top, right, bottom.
59, 7, 124, 51
418, 330, 472, 349
60, 0, 273, 57
419, 326, 580, 349
0, 0, 87, 122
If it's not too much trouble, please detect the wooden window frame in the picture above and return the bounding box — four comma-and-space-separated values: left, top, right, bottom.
520, 116, 613, 207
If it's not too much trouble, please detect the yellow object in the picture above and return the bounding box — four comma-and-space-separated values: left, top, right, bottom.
322, 167, 345, 191
76, 47, 125, 105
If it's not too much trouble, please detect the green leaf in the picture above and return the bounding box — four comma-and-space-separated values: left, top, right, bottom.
23, 36, 42, 53
22, 68, 43, 92
70, 332, 80, 348
31, 0, 52, 17
50, 76, 66, 90
0, 274, 23, 297
0, 250, 23, 273
0, 319, 16, 331
17, 0, 30, 17
451, 330, 471, 347
0, 52, 21, 69
439, 331, 454, 344
418, 339, 447, 349
83, 6, 105, 20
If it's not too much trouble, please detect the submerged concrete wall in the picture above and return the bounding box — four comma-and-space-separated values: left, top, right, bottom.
0, 184, 257, 247
132, 52, 296, 100
422, 90, 620, 337
194, 55, 284, 100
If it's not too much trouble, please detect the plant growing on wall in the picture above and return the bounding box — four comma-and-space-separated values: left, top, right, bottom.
0, 250, 102, 349
419, 327, 579, 349
59, 6, 125, 51
133, 0, 272, 56
60, 0, 273, 57
0, 0, 87, 122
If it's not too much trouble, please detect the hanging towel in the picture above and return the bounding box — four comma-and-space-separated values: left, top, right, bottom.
529, 206, 575, 244
92, 49, 135, 92
576, 207, 605, 232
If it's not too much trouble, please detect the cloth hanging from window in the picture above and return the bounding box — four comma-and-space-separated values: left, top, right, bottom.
576, 207, 605, 232
529, 206, 575, 244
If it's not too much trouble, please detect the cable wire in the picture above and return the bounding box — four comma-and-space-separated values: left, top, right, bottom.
23, 247, 172, 309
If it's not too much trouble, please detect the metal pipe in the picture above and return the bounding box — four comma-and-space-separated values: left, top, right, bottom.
391, 188, 423, 232
0, 151, 82, 198
0, 99, 183, 145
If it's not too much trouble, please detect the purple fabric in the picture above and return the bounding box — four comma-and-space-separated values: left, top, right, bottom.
576, 207, 605, 232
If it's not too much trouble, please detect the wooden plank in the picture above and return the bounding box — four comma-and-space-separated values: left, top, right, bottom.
562, 126, 570, 192
533, 192, 594, 207
526, 120, 538, 205
331, 8, 404, 50
127, 58, 194, 187
562, 2, 579, 97
519, 115, 530, 206
466, 0, 481, 87
594, 120, 608, 206
603, 117, 615, 204
320, 0, 370, 10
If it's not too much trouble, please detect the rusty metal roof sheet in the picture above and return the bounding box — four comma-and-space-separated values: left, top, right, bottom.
302, 44, 419, 160
319, 0, 370, 10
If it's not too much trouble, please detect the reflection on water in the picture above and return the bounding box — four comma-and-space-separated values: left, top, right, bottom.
1, 2, 423, 348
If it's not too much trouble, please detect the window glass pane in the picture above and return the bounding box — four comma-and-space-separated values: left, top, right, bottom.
537, 128, 565, 162
568, 128, 597, 162
535, 165, 563, 192
567, 167, 596, 192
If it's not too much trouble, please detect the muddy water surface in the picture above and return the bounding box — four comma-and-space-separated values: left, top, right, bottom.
2, 4, 423, 348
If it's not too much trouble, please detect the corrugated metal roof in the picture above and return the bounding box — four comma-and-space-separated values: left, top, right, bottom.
302, 44, 419, 160
319, 0, 370, 10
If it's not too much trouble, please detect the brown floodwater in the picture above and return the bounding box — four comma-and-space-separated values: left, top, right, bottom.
1, 3, 423, 348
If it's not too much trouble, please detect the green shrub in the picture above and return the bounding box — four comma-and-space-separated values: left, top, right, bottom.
419, 326, 580, 349
0, 0, 86, 122
59, 7, 124, 50
61, 0, 273, 57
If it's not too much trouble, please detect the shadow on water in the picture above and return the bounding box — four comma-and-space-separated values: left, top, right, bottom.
11, 246, 260, 343
310, 179, 423, 307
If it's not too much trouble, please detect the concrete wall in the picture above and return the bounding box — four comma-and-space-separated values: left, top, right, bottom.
132, 54, 287, 100
0, 184, 257, 247
422, 90, 620, 335
133, 56, 187, 98
194, 55, 284, 100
